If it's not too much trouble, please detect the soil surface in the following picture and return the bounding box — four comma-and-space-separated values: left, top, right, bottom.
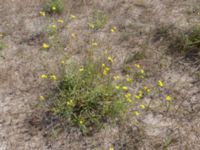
0, 0, 200, 149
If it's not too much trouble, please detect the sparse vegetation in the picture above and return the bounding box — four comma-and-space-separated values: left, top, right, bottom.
47, 59, 126, 134
1, 0, 200, 149
36, 11, 176, 137
154, 25, 200, 61
89, 10, 108, 30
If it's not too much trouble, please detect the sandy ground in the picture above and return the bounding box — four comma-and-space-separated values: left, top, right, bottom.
0, 0, 200, 149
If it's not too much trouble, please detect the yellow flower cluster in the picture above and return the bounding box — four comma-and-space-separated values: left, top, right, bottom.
134, 90, 143, 99
125, 93, 131, 98
134, 64, 141, 69
157, 80, 164, 87
126, 76, 132, 83
40, 74, 57, 80
50, 75, 57, 80
103, 67, 110, 75
125, 93, 132, 103
113, 75, 120, 80
67, 99, 74, 106
143, 86, 151, 93
107, 56, 113, 63
39, 11, 45, 17
134, 64, 145, 78
133, 111, 140, 116
139, 69, 145, 79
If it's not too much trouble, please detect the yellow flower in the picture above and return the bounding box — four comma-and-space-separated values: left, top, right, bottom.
51, 24, 57, 30
113, 75, 120, 80
39, 11, 45, 16
79, 67, 84, 72
122, 86, 128, 91
144, 86, 151, 93
125, 93, 131, 98
110, 26, 117, 33
101, 63, 105, 68
157, 80, 164, 87
165, 95, 172, 102
52, 6, 56, 11
140, 69, 145, 74
126, 98, 132, 103
39, 96, 45, 101
71, 33, 76, 38
67, 100, 73, 106
134, 95, 141, 99
92, 42, 98, 47
134, 91, 143, 99
103, 70, 107, 75
42, 43, 49, 49
57, 19, 64, 23
109, 147, 114, 150
115, 85, 120, 90
139, 104, 145, 109
88, 23, 95, 29
133, 111, 140, 116
61, 60, 65, 64
70, 15, 77, 20
134, 64, 141, 69
40, 74, 48, 79
50, 75, 57, 80
107, 56, 113, 63
138, 90, 143, 96
103, 67, 110, 75
126, 77, 132, 83
79, 120, 84, 125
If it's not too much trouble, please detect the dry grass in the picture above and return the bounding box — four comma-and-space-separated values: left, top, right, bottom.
0, 0, 200, 150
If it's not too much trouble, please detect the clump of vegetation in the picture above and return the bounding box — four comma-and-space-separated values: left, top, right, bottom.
187, 26, 200, 46
44, 58, 126, 134
42, 0, 64, 14
153, 25, 200, 61
88, 10, 108, 30
37, 14, 174, 136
